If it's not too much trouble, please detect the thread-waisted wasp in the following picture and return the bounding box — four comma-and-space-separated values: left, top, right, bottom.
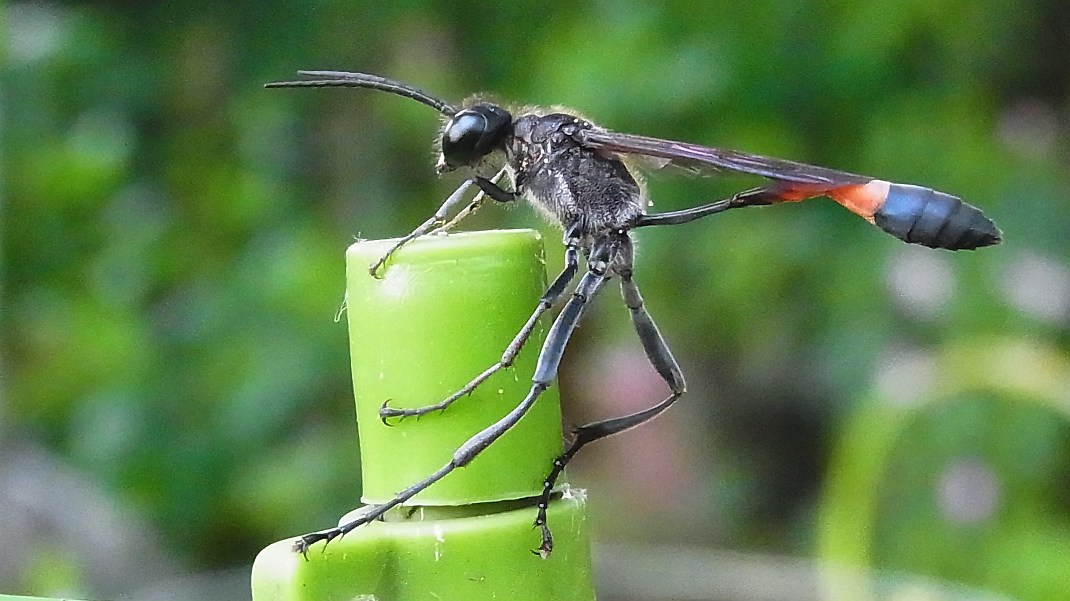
266, 71, 1001, 557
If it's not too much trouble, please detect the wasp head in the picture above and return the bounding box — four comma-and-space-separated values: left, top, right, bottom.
437, 104, 512, 172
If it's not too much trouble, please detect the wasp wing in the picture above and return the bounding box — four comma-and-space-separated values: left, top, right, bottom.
577, 128, 1000, 250
577, 129, 871, 187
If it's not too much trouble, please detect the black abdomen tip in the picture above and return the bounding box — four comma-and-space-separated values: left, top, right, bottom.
874, 184, 1001, 250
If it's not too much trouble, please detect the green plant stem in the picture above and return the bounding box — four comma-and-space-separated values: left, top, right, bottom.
251, 229, 595, 601
346, 229, 564, 503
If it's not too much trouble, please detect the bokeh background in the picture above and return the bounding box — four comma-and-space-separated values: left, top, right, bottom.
3, 1, 1069, 600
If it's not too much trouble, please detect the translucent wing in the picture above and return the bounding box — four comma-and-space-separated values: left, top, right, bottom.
577, 128, 872, 187
578, 128, 1000, 250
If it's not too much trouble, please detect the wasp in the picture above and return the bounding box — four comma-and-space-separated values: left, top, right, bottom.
267, 71, 1001, 557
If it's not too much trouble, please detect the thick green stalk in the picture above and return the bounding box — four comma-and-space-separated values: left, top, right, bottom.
251, 229, 595, 601
347, 229, 563, 503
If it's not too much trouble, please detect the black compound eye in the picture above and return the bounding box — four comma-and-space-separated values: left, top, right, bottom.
441, 105, 511, 170
442, 112, 486, 168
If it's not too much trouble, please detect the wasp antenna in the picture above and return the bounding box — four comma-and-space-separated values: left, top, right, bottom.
264, 70, 458, 116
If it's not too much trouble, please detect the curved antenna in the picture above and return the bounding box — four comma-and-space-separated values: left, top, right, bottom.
264, 71, 458, 116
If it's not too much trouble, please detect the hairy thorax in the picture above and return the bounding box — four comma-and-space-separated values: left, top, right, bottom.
507, 111, 645, 236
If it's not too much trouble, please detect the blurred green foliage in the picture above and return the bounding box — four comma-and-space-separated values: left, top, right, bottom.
3, 0, 1069, 599
819, 341, 1070, 601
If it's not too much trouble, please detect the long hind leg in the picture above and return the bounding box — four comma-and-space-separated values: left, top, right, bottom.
534, 236, 686, 556
296, 262, 611, 556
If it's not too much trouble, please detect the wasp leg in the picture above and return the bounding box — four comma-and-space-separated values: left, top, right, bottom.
368, 178, 472, 278
379, 227, 584, 422
296, 266, 609, 558
369, 168, 510, 277
534, 238, 685, 557
634, 187, 778, 228
473, 174, 520, 203
428, 168, 513, 235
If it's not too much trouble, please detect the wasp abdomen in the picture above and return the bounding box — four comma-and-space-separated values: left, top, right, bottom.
873, 183, 1001, 250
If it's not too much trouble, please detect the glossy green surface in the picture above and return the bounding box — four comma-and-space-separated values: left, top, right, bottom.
251, 493, 594, 601
0, 596, 84, 601
345, 229, 564, 504
251, 229, 593, 601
